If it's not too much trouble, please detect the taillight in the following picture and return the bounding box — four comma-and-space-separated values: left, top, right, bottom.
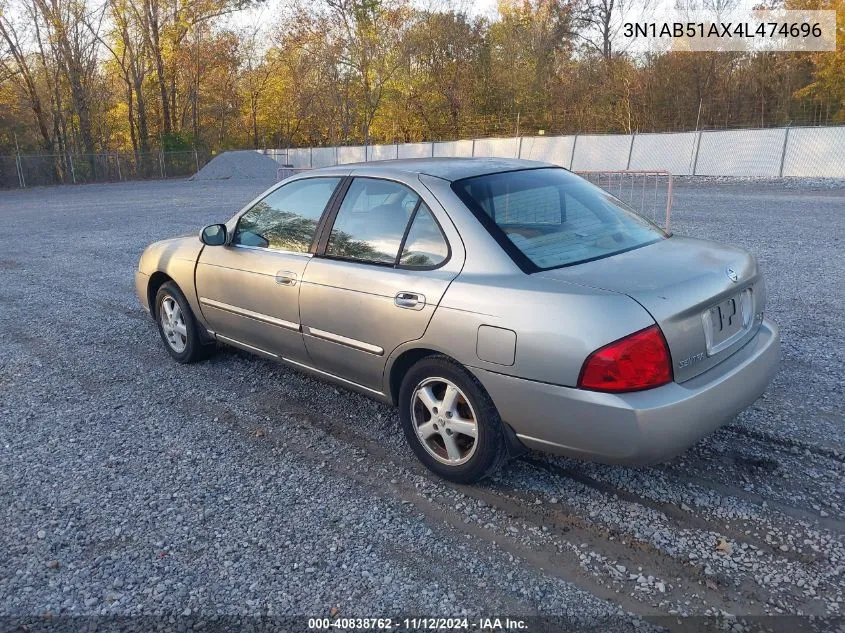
578, 325, 673, 393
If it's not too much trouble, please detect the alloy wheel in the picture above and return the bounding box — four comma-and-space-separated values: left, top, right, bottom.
160, 295, 188, 353
411, 377, 479, 465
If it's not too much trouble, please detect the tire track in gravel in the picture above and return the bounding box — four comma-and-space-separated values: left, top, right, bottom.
170, 393, 634, 604
516, 447, 845, 590
522, 449, 845, 544
494, 457, 845, 607
660, 436, 845, 527
173, 384, 748, 629
225, 352, 844, 615
654, 469, 845, 535
519, 457, 826, 563
522, 422, 845, 532
190, 359, 810, 619
723, 425, 845, 465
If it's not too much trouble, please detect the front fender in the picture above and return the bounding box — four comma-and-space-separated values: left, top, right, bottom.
136, 236, 206, 328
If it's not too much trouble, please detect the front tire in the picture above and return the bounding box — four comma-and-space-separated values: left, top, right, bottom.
154, 281, 214, 363
399, 356, 508, 483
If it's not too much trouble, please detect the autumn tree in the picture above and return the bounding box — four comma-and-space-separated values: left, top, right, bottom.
0, 2, 55, 152
789, 0, 845, 122
31, 0, 101, 155
0, 0, 841, 160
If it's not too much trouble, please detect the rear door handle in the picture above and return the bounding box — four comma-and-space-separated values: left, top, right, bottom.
395, 292, 425, 310
275, 271, 297, 286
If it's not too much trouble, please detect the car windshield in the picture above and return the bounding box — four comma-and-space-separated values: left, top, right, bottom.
452, 168, 665, 272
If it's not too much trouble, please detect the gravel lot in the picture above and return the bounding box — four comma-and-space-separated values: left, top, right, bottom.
0, 176, 843, 630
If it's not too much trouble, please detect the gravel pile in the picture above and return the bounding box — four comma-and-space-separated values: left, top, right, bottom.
191, 151, 280, 181
0, 177, 842, 627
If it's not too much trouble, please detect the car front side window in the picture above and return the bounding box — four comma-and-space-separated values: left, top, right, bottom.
233, 177, 341, 252
325, 178, 420, 265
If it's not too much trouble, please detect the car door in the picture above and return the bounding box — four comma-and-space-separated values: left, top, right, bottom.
195, 176, 342, 361
299, 175, 464, 392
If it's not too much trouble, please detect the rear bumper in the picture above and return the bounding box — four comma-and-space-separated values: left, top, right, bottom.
471, 319, 780, 465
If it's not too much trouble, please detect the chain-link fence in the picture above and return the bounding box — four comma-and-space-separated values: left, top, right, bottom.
5, 124, 844, 189
270, 125, 845, 178
0, 150, 208, 189
578, 171, 673, 233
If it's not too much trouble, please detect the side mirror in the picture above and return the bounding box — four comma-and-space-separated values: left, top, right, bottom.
200, 224, 227, 246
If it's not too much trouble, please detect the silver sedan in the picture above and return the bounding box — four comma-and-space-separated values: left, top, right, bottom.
135, 158, 780, 483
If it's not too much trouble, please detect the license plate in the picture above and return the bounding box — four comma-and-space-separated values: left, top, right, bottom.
702, 288, 753, 355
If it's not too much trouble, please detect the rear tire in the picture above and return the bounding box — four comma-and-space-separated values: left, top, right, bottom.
399, 355, 508, 483
154, 281, 214, 363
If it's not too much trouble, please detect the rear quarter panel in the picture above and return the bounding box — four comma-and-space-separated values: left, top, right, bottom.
404, 273, 656, 388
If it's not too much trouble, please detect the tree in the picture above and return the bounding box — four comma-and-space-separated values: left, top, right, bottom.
31, 0, 102, 155
323, 0, 411, 145
93, 0, 152, 155
0, 1, 54, 152
489, 0, 575, 126
789, 0, 845, 122
393, 10, 486, 139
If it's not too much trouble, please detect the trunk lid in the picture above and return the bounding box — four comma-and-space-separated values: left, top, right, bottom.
537, 236, 766, 382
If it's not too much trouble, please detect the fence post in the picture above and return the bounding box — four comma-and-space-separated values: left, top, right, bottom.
665, 174, 674, 234
516, 137, 523, 159
569, 135, 578, 170
13, 132, 25, 188
310, 146, 314, 169
68, 153, 76, 184
471, 139, 476, 157
159, 152, 165, 178
15, 154, 26, 189
430, 142, 434, 157
116, 153, 122, 181
626, 133, 636, 170
194, 148, 199, 175
691, 130, 703, 176
778, 126, 791, 178
15, 153, 24, 188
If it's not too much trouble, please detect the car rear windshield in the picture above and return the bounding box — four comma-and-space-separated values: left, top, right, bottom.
452, 168, 665, 272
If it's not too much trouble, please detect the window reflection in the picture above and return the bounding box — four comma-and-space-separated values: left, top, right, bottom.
233, 178, 340, 252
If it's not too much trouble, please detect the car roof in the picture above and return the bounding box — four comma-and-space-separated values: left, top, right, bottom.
307, 157, 558, 182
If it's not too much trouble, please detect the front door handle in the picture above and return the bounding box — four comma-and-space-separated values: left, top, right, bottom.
275, 271, 298, 286
395, 291, 425, 310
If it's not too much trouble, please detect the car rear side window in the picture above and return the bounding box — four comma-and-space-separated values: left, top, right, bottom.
399, 203, 449, 268
233, 177, 341, 252
453, 168, 664, 272
326, 178, 419, 265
